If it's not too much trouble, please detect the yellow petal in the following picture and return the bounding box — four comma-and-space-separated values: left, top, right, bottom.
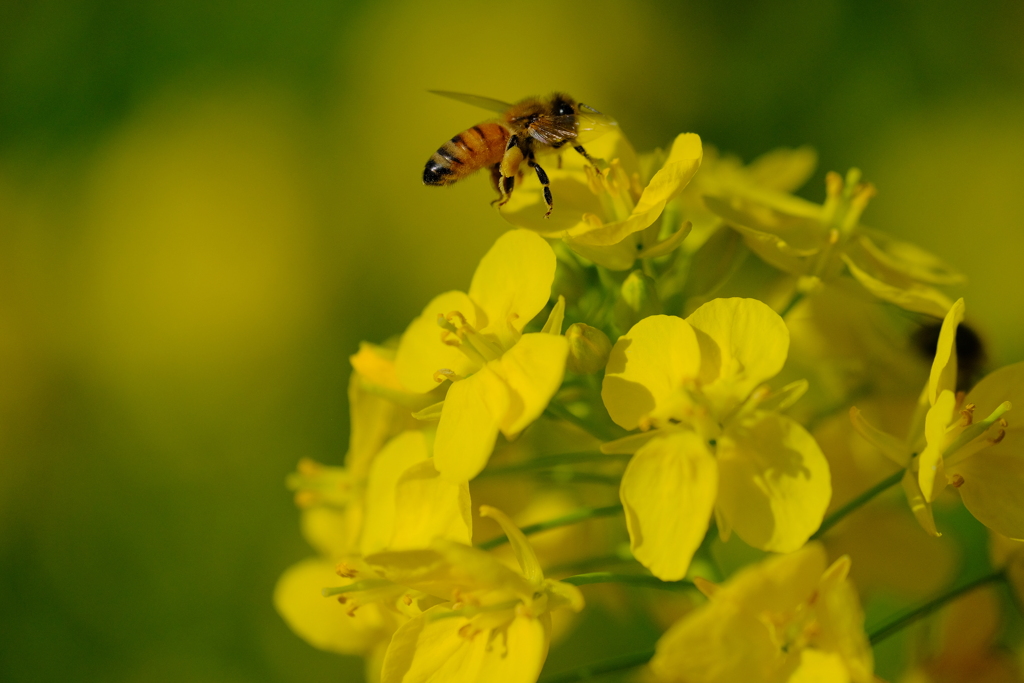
724, 543, 828, 615
620, 432, 718, 581
367, 543, 532, 603
434, 368, 507, 482
566, 133, 703, 247
856, 229, 965, 286
703, 194, 822, 276
918, 389, 955, 502
716, 412, 831, 553
561, 235, 640, 271
848, 407, 912, 468
300, 505, 359, 559
950, 430, 1024, 539
813, 560, 873, 683
390, 460, 473, 550
480, 505, 544, 583
901, 468, 940, 537
380, 607, 549, 683
841, 253, 953, 318
347, 362, 415, 479
965, 361, 1024, 420
602, 315, 702, 430
927, 298, 965, 405
685, 298, 789, 406
274, 558, 392, 656
787, 650, 851, 683
468, 230, 556, 341
540, 295, 565, 335
396, 290, 483, 394
361, 431, 432, 556
745, 145, 818, 193
495, 332, 569, 436
651, 599, 781, 683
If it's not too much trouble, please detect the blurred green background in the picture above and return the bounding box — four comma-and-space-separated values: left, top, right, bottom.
2, 1, 1023, 681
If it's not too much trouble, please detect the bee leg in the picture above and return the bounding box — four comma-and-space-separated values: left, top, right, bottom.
527, 158, 554, 218
573, 144, 601, 169
496, 135, 524, 208
488, 164, 503, 205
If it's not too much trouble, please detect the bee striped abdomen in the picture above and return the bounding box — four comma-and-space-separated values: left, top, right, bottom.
423, 122, 509, 186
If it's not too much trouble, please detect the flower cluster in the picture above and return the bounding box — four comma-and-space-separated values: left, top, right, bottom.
276, 122, 1023, 683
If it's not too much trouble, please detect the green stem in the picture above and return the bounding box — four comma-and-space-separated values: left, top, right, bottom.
545, 554, 637, 576
810, 469, 903, 540
477, 504, 623, 551
778, 289, 806, 319
477, 451, 628, 478
537, 471, 621, 486
562, 572, 693, 591
868, 571, 1005, 645
540, 649, 656, 683
544, 403, 612, 442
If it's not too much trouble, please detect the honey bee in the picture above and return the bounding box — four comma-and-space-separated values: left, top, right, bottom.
423, 91, 617, 217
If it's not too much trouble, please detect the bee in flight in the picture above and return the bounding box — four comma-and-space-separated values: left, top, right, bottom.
423, 91, 617, 217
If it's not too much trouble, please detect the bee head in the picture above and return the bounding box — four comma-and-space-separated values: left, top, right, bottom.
550, 94, 576, 118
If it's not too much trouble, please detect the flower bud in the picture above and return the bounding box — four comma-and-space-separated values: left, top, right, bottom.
615, 270, 662, 331
565, 323, 612, 374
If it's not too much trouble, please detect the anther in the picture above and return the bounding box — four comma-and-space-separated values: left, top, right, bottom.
950, 474, 965, 488
989, 430, 1006, 445
336, 562, 358, 578
433, 368, 460, 383
960, 403, 975, 426
336, 596, 347, 605
402, 594, 413, 606
294, 490, 317, 508
297, 458, 322, 476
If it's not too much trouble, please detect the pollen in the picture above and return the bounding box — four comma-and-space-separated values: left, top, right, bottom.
336, 562, 358, 578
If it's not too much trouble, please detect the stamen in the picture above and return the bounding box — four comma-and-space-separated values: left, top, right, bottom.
293, 490, 317, 508
959, 403, 975, 427
988, 430, 1006, 445
335, 562, 358, 578
321, 578, 389, 597
942, 400, 1011, 461
950, 474, 965, 488
433, 368, 463, 383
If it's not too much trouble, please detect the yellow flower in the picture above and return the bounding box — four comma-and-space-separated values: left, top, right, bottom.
706, 168, 963, 317
851, 298, 1018, 538
813, 407, 956, 601
601, 298, 831, 580
368, 506, 584, 683
395, 229, 569, 482
648, 543, 873, 683
675, 143, 818, 252
498, 128, 702, 270
275, 349, 473, 675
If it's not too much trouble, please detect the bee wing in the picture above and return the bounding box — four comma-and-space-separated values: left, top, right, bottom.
428, 90, 513, 113
574, 103, 619, 143
528, 105, 619, 146
527, 116, 580, 145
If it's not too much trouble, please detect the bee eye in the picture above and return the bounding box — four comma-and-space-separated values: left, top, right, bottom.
555, 103, 574, 117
